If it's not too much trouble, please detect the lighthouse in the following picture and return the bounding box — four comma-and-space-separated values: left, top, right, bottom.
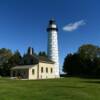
47, 19, 60, 78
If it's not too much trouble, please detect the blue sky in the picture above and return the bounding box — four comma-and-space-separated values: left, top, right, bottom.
0, 0, 100, 71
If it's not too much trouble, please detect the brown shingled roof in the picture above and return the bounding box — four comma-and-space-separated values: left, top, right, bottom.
39, 56, 55, 64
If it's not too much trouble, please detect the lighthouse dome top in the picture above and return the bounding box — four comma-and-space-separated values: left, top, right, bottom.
49, 18, 56, 25
47, 19, 58, 32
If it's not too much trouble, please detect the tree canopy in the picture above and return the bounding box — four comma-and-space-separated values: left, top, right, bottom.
78, 44, 100, 60
0, 47, 38, 76
21, 47, 38, 65
0, 48, 13, 64
38, 51, 47, 57
63, 44, 100, 77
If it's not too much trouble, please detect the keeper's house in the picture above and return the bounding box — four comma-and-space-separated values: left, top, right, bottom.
11, 56, 55, 79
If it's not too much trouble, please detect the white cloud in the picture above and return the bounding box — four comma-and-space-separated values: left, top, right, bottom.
63, 20, 86, 32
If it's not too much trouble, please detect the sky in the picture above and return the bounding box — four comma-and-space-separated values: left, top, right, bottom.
0, 0, 100, 72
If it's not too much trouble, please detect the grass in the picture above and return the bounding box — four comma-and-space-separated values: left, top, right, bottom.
0, 77, 100, 100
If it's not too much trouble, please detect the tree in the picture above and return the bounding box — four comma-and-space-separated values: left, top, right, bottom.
78, 44, 100, 60
0, 48, 13, 64
22, 47, 38, 65
63, 53, 73, 74
0, 48, 13, 76
63, 53, 82, 76
0, 50, 22, 76
8, 50, 22, 66
22, 54, 38, 65
63, 44, 100, 77
38, 51, 47, 57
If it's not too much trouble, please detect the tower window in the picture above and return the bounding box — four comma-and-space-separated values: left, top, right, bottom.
41, 67, 43, 73
46, 68, 48, 73
32, 69, 35, 75
51, 68, 53, 73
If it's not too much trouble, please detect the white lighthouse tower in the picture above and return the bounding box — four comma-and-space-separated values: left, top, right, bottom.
47, 19, 60, 78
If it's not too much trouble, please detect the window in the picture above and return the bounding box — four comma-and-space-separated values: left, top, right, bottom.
32, 69, 35, 75
41, 67, 43, 73
46, 67, 48, 73
51, 68, 53, 73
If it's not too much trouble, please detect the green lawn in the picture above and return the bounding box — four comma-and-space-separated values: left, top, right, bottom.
0, 77, 100, 100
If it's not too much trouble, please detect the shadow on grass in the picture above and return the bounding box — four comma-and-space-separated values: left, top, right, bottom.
50, 85, 85, 89
83, 80, 100, 84
63, 75, 100, 84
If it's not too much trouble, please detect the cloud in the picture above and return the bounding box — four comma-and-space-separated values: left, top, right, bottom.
63, 20, 86, 32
